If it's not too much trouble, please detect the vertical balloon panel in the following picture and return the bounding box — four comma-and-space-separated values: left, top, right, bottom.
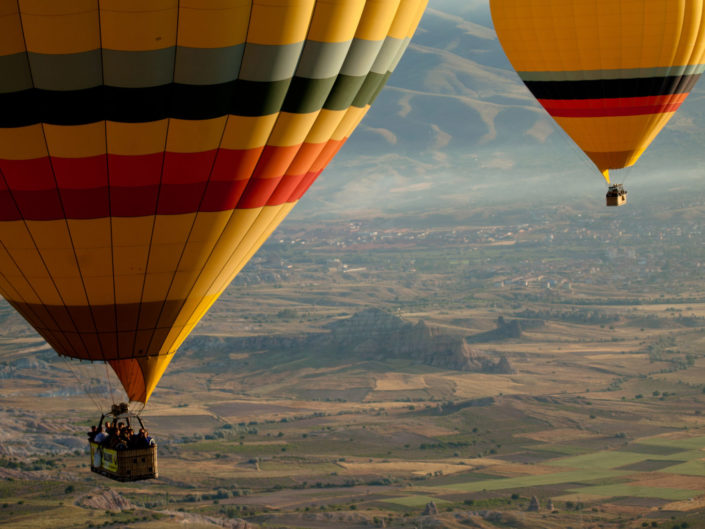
0, 0, 428, 403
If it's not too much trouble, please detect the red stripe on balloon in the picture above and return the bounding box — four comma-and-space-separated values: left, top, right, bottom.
200, 179, 250, 211
539, 93, 689, 117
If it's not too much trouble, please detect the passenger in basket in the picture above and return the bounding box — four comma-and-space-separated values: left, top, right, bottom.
87, 425, 98, 442
93, 426, 108, 444
137, 429, 156, 447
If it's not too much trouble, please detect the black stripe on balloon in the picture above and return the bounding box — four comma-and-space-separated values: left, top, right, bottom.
0, 81, 291, 126
0, 72, 380, 127
524, 74, 701, 101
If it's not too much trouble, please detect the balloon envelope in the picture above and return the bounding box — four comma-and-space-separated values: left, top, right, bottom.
0, 0, 427, 403
490, 0, 705, 182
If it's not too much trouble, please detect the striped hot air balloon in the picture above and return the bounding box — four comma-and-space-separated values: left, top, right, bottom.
490, 0, 705, 189
0, 0, 427, 403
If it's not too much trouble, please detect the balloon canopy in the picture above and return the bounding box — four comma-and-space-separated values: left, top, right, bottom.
490, 0, 705, 183
0, 0, 427, 403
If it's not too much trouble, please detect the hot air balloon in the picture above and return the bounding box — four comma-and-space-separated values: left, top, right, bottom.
0, 0, 428, 406
489, 0, 705, 206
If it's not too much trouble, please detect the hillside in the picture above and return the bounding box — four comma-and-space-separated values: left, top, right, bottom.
300, 0, 705, 216
183, 308, 513, 375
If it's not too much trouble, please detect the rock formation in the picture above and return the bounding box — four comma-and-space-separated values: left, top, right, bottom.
423, 501, 439, 515
78, 488, 136, 512
186, 308, 513, 374
527, 495, 540, 512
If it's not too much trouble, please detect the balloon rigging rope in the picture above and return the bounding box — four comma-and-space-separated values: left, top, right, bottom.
104, 362, 116, 407
58, 355, 102, 413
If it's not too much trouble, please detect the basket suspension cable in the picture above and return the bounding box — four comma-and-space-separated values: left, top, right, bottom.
58, 354, 103, 413
104, 362, 117, 407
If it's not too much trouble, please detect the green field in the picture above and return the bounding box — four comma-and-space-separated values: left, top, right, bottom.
431, 469, 629, 493
382, 495, 451, 507
546, 451, 650, 470
568, 484, 697, 501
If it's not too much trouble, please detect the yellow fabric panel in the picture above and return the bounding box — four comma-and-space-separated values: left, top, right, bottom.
172, 214, 230, 272
143, 214, 196, 299
107, 121, 169, 156
167, 203, 296, 353
0, 273, 24, 303
0, 221, 36, 249
9, 247, 62, 280
66, 218, 110, 249
305, 109, 347, 143
0, 222, 46, 300
147, 243, 188, 275
44, 123, 106, 159
407, 0, 428, 38
0, 244, 43, 302
145, 214, 197, 301
247, 0, 316, 45
25, 221, 88, 304
113, 271, 145, 305
166, 117, 228, 153
355, 0, 401, 41
0, 125, 46, 160
15, 275, 63, 305
169, 207, 263, 326
307, 0, 365, 43
220, 114, 279, 150
178, 0, 251, 48
150, 213, 196, 246
0, 1, 27, 56
137, 351, 176, 403
67, 218, 114, 304
388, 0, 426, 39
12, 274, 63, 305
163, 317, 204, 355
80, 275, 115, 306
112, 216, 152, 304
209, 202, 295, 296
268, 111, 321, 147
332, 105, 368, 141
491, 0, 705, 72
112, 216, 153, 248
185, 210, 232, 243
554, 112, 676, 155
140, 271, 173, 303
19, 0, 100, 54
112, 244, 149, 278
161, 211, 232, 302
100, 0, 178, 51
45, 275, 89, 306
25, 220, 72, 251
201, 203, 292, 300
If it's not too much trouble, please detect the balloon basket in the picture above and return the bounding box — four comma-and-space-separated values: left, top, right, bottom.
606, 184, 627, 207
88, 403, 158, 482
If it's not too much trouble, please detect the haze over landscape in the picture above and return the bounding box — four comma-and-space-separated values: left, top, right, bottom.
5, 2, 705, 529
308, 0, 705, 216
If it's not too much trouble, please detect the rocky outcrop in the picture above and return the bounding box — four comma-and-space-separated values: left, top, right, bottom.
528, 495, 540, 512
162, 510, 254, 528
78, 488, 136, 512
423, 501, 439, 515
546, 498, 555, 511
185, 308, 513, 374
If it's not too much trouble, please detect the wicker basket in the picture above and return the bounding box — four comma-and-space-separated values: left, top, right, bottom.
90, 442, 158, 482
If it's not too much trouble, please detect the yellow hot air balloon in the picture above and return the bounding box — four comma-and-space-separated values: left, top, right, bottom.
0, 0, 427, 403
490, 0, 705, 205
